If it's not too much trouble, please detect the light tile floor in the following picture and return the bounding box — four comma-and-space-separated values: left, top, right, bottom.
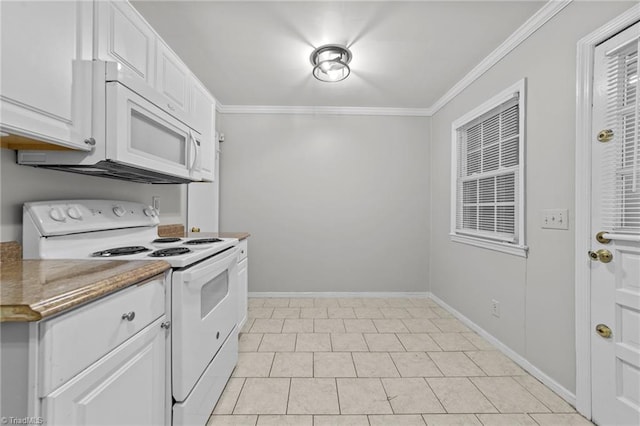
208, 297, 592, 426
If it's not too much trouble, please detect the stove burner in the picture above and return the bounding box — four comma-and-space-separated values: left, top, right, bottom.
152, 237, 182, 243
149, 247, 192, 257
91, 246, 151, 257
184, 238, 223, 245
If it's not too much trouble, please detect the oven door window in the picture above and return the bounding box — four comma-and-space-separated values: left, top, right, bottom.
200, 270, 229, 319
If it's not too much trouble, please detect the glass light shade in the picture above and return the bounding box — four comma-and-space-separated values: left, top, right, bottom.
310, 44, 352, 82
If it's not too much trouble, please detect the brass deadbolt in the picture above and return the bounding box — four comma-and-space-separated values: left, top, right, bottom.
588, 249, 613, 263
597, 129, 613, 142
596, 231, 611, 244
595, 323, 612, 338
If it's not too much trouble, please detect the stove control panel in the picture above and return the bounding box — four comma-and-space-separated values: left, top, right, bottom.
24, 200, 160, 236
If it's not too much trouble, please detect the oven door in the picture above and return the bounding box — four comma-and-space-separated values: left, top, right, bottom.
171, 247, 239, 401
105, 81, 202, 181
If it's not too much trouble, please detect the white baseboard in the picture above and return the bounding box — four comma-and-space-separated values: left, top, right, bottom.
248, 291, 430, 299
428, 292, 577, 407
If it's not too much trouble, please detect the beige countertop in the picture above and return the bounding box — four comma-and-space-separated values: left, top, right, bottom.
0, 259, 170, 322
157, 224, 250, 241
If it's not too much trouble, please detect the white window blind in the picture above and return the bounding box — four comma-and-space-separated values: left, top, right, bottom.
450, 79, 526, 256
603, 39, 640, 234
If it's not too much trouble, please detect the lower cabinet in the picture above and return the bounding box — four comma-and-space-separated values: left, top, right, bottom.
0, 274, 170, 426
237, 240, 249, 329
41, 316, 167, 426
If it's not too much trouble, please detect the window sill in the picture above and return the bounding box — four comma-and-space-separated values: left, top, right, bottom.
450, 233, 529, 257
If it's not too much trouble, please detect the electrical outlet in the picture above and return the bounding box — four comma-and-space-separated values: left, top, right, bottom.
152, 196, 160, 212
541, 209, 569, 230
491, 299, 500, 318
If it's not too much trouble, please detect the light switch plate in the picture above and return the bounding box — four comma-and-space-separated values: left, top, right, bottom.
541, 209, 569, 230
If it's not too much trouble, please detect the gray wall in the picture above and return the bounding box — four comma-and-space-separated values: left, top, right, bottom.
219, 114, 430, 293
0, 149, 185, 242
429, 1, 635, 394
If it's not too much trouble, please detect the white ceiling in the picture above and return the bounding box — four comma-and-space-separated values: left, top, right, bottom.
131, 1, 546, 109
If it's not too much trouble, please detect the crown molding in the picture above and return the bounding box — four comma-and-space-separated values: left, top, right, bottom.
429, 0, 572, 114
216, 104, 432, 117
214, 0, 571, 118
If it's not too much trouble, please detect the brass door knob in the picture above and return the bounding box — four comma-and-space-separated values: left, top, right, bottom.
596, 231, 611, 244
596, 323, 612, 338
588, 249, 613, 263
191, 227, 200, 233
597, 129, 613, 142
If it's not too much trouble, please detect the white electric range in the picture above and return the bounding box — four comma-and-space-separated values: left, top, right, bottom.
22, 200, 240, 426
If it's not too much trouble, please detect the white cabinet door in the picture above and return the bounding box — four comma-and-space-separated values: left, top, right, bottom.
95, 0, 156, 85
41, 317, 167, 426
238, 257, 248, 329
190, 79, 216, 182
0, 0, 93, 150
187, 139, 219, 231
156, 42, 190, 117
190, 79, 214, 136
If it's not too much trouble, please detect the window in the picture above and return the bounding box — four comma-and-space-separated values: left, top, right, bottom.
602, 40, 639, 234
450, 79, 527, 256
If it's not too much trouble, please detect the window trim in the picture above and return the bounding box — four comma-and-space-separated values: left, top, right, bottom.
449, 78, 528, 257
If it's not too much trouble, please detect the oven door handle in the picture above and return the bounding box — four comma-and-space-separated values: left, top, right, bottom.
180, 247, 239, 282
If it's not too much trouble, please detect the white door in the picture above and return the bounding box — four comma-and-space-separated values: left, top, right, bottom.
171, 247, 238, 401
0, 0, 93, 150
156, 41, 190, 116
95, 0, 156, 85
188, 138, 220, 231
41, 317, 167, 426
190, 78, 216, 182
591, 21, 640, 426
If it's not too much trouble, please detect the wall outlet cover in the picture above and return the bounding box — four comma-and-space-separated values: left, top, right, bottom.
541, 209, 569, 230
491, 299, 500, 318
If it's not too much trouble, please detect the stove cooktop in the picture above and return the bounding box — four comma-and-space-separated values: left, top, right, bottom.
82, 238, 239, 268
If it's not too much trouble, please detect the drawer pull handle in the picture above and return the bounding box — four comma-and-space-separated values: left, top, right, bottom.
121, 311, 136, 321
161, 321, 171, 329
216, 331, 220, 339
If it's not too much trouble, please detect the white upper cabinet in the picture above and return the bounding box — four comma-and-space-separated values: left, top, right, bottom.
0, 0, 94, 150
2, 0, 218, 173
95, 0, 156, 85
156, 42, 190, 117
190, 78, 216, 182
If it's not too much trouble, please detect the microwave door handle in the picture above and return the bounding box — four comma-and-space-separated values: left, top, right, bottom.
194, 137, 201, 171
188, 130, 197, 171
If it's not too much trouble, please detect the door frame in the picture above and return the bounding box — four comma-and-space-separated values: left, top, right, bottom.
574, 5, 640, 419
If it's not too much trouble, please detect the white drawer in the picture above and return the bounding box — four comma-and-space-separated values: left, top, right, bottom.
237, 239, 248, 261
38, 275, 166, 396
172, 327, 238, 426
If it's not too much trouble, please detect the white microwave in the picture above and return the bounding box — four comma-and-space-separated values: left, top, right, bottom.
18, 61, 204, 184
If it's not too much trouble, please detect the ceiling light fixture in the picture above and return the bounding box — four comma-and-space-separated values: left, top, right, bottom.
310, 44, 352, 83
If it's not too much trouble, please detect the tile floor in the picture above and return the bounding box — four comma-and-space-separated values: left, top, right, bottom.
207, 297, 591, 426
